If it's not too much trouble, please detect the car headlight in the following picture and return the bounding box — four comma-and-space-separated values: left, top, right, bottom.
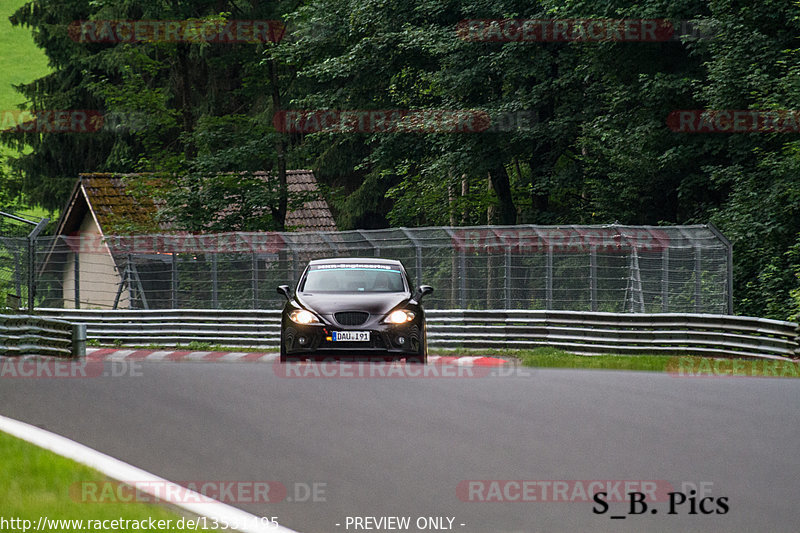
290, 309, 321, 325
384, 309, 415, 324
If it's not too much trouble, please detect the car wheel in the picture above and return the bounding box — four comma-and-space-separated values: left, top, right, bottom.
407, 328, 427, 364
279, 331, 287, 363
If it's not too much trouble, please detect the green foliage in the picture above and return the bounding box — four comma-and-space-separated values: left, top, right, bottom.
2, 0, 302, 230
277, 0, 800, 318
3, 0, 800, 319
186, 340, 211, 351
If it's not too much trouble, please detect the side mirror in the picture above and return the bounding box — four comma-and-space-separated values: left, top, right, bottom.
410, 285, 433, 305
418, 285, 433, 300
276, 285, 292, 301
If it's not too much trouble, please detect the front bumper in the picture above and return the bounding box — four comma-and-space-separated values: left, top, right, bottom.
282, 322, 422, 356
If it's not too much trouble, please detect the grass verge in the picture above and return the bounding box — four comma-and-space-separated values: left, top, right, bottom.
462, 347, 678, 372
458, 347, 800, 377
0, 0, 51, 111
0, 430, 213, 531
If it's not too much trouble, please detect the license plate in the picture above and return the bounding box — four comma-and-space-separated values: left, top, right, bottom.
332, 331, 370, 342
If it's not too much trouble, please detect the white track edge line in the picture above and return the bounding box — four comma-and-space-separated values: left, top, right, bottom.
0, 414, 300, 533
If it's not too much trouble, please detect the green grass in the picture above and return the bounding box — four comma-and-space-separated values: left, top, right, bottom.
0, 0, 51, 112
0, 0, 52, 178
467, 347, 800, 377
514, 347, 684, 372
426, 347, 678, 372
3, 203, 52, 221
0, 431, 214, 531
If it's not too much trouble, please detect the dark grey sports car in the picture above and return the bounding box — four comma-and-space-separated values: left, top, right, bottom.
277, 258, 433, 363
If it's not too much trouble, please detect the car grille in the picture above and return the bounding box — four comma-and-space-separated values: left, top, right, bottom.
335, 311, 369, 326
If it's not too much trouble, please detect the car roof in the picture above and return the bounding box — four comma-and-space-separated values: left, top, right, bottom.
307, 257, 404, 267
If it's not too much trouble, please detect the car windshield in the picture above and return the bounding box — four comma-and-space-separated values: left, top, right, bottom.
301, 264, 406, 293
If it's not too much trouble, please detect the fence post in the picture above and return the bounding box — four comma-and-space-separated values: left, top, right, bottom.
13, 249, 21, 297
126, 254, 133, 309
171, 253, 178, 309
211, 253, 219, 309
399, 228, 423, 287
26, 218, 48, 310
504, 245, 511, 309
661, 247, 669, 312
459, 250, 466, 307
443, 227, 461, 307
694, 245, 702, 313
546, 245, 553, 310
291, 249, 300, 286
356, 229, 380, 257
706, 222, 733, 314
252, 253, 259, 309
589, 245, 597, 312
74, 249, 81, 309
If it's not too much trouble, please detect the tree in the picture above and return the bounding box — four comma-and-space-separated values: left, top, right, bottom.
3, 0, 304, 230
6, 0, 800, 318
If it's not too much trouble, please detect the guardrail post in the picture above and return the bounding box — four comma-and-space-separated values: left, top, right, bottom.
72, 323, 87, 358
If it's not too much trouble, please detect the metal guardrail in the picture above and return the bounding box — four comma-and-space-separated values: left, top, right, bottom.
0, 313, 84, 358
37, 308, 280, 348
37, 308, 799, 360
426, 310, 799, 360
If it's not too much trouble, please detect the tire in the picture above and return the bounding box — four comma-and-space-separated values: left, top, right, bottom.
279, 331, 288, 363
407, 327, 427, 364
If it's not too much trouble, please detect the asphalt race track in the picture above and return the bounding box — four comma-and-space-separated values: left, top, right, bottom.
1, 358, 798, 533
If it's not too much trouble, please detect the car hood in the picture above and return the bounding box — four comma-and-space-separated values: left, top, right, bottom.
296, 292, 410, 316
